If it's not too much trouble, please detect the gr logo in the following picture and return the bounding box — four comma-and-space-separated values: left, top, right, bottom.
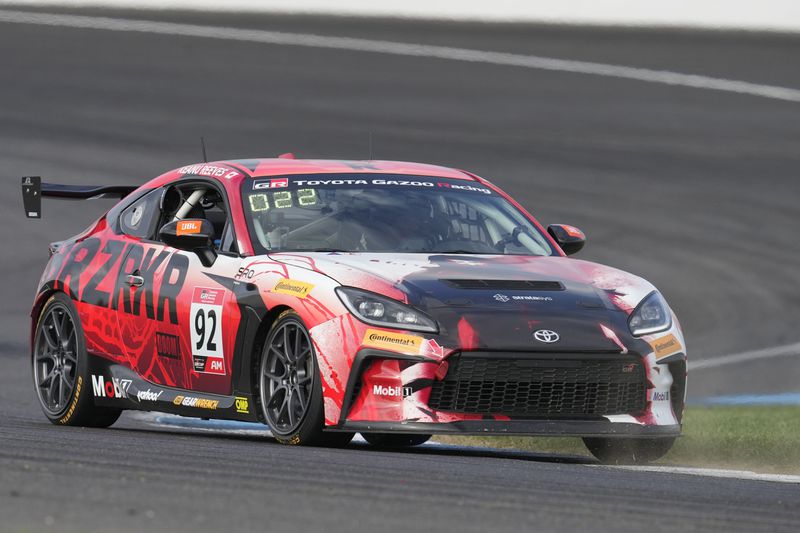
91, 375, 132, 399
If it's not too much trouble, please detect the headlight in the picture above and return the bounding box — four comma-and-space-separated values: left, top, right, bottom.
628, 291, 672, 336
335, 287, 438, 333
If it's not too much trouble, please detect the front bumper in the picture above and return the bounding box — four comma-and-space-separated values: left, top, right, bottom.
334, 348, 685, 434
337, 419, 681, 437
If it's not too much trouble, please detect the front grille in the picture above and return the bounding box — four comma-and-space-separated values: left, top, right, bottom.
441, 279, 564, 291
428, 354, 646, 418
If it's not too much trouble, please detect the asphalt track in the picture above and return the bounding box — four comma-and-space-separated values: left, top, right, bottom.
0, 6, 799, 532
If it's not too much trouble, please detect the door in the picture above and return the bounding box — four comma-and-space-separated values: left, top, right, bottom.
114, 180, 243, 395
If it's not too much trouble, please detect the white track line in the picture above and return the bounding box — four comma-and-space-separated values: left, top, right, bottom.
690, 342, 800, 370
598, 464, 800, 484
1, 10, 800, 103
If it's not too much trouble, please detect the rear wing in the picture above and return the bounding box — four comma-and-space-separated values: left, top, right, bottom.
21, 176, 137, 218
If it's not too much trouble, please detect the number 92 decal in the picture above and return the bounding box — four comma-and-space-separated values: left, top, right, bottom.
190, 287, 225, 375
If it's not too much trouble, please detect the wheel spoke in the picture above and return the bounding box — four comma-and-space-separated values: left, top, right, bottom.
277, 393, 290, 426
59, 373, 70, 406
295, 346, 311, 365
36, 350, 56, 362
47, 374, 59, 406
294, 327, 302, 362
61, 318, 75, 350
270, 345, 288, 362
267, 386, 287, 409
51, 310, 63, 340
283, 326, 293, 361
63, 350, 77, 364
42, 324, 59, 351
286, 390, 296, 427
295, 384, 307, 411
263, 370, 284, 383
38, 367, 57, 387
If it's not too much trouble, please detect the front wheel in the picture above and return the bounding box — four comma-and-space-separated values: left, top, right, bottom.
583, 437, 676, 465
32, 292, 121, 427
258, 310, 353, 447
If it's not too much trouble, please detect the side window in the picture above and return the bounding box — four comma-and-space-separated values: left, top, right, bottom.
158, 182, 238, 255
120, 189, 163, 239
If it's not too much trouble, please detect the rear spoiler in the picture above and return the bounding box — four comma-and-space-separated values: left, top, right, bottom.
21, 176, 137, 218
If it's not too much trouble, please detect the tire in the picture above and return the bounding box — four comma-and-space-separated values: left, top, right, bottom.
583, 437, 676, 465
32, 292, 122, 427
362, 433, 432, 448
257, 310, 353, 447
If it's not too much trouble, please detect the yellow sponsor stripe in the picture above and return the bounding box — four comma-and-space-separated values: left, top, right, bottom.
272, 279, 315, 299
362, 328, 423, 355
651, 334, 683, 360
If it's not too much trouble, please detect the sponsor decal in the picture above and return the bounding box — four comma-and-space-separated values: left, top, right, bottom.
494, 293, 552, 302
254, 178, 289, 189
156, 332, 180, 359
652, 391, 670, 402
372, 384, 412, 398
235, 267, 255, 280
190, 287, 225, 375
271, 279, 314, 299
362, 328, 423, 354
136, 389, 163, 402
54, 238, 188, 326
178, 164, 240, 180
650, 334, 683, 360
621, 363, 637, 373
533, 329, 560, 344
561, 224, 585, 238
91, 375, 132, 399
173, 395, 219, 410
235, 396, 250, 414
435, 182, 492, 194
60, 376, 82, 425
176, 220, 201, 236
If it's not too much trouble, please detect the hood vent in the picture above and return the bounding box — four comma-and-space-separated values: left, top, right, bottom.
441, 279, 565, 291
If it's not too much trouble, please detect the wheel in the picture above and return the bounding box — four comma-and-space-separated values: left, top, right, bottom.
583, 437, 676, 465
258, 310, 353, 447
362, 433, 432, 448
32, 293, 122, 427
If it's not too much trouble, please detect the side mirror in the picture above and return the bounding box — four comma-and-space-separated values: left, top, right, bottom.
548, 224, 586, 256
159, 219, 217, 267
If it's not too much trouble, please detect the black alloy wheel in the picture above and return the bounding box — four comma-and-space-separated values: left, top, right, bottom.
258, 310, 353, 447
32, 292, 121, 427
34, 302, 78, 416
261, 318, 315, 434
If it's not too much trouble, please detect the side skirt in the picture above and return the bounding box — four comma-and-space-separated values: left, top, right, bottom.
87, 355, 261, 422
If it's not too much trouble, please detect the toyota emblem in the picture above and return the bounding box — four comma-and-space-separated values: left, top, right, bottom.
533, 329, 560, 343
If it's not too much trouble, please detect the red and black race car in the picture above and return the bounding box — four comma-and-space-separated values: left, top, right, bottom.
22, 157, 687, 463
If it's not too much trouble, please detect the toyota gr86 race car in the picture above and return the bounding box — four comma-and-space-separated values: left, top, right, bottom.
21, 157, 687, 463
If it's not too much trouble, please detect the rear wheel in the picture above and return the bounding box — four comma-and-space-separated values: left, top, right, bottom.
32, 293, 121, 427
362, 433, 432, 448
258, 310, 353, 447
583, 437, 676, 465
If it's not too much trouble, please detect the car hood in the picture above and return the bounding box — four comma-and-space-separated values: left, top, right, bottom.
270, 253, 656, 352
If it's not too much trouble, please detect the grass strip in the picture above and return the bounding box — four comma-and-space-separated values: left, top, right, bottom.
435, 405, 800, 474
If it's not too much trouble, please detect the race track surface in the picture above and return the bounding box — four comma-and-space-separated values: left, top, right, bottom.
0, 7, 799, 532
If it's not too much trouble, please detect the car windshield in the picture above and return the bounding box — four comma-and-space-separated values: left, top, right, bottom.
241, 174, 555, 256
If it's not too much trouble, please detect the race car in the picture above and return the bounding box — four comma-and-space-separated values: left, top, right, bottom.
22, 156, 687, 464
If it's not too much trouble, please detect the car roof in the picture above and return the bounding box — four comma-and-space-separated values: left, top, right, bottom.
225, 158, 476, 181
